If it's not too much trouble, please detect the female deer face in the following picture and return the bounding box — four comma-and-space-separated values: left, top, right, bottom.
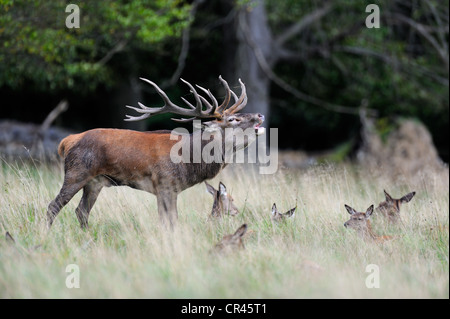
205, 181, 239, 217
344, 204, 374, 232
213, 224, 248, 254
344, 204, 396, 243
376, 190, 416, 222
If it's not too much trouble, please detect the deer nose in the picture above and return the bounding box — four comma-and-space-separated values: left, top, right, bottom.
344, 222, 348, 228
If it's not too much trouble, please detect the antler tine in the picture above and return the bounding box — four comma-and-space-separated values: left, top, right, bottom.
171, 117, 197, 123
124, 112, 151, 122
180, 78, 201, 110
196, 85, 218, 115
126, 102, 164, 114
217, 75, 232, 113
139, 78, 187, 113
124, 78, 184, 121
230, 89, 238, 104
224, 78, 247, 115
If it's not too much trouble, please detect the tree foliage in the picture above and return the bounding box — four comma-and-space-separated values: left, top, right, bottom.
0, 0, 191, 92
261, 0, 448, 153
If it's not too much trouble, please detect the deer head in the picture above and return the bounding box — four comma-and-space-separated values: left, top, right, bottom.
271, 203, 296, 222
125, 76, 265, 161
376, 190, 416, 223
125, 76, 264, 135
344, 204, 394, 243
344, 204, 374, 233
213, 224, 248, 254
205, 181, 239, 217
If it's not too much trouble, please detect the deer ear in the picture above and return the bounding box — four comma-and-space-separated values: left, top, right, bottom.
205, 181, 216, 196
233, 224, 248, 238
271, 203, 277, 216
400, 191, 416, 203
365, 205, 374, 218
218, 182, 227, 196
384, 190, 394, 202
285, 206, 296, 218
345, 204, 357, 215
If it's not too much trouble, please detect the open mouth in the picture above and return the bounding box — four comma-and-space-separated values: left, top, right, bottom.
254, 118, 265, 136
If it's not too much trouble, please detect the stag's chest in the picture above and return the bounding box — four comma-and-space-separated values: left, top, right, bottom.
178, 162, 225, 190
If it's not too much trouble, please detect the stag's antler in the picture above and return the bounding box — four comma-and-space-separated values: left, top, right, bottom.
124, 76, 247, 122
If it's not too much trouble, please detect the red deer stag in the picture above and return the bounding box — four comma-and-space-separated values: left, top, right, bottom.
47, 76, 264, 229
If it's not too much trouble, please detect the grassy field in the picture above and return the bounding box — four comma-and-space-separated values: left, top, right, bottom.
0, 159, 448, 298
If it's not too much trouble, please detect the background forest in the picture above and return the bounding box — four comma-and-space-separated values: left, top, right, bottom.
0, 0, 448, 161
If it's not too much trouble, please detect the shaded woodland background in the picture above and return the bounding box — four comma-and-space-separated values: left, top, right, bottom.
0, 0, 448, 163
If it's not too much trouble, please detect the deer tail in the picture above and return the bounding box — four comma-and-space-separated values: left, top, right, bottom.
58, 133, 84, 158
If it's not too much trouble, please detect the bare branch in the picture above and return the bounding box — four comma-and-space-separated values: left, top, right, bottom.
96, 40, 128, 67
275, 2, 334, 48
162, 0, 205, 89
238, 10, 373, 117
335, 45, 449, 86
40, 100, 69, 133
425, 1, 448, 57
386, 13, 449, 72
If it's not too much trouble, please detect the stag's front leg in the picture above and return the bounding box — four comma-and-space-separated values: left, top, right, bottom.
156, 191, 178, 229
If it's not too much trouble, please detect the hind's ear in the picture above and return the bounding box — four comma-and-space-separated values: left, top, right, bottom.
345, 204, 357, 215
400, 192, 416, 203
218, 182, 227, 196
365, 205, 374, 218
285, 206, 296, 218
271, 203, 277, 216
233, 224, 248, 238
205, 181, 216, 196
384, 190, 394, 202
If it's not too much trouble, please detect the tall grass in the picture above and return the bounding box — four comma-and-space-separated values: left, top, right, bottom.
0, 159, 448, 298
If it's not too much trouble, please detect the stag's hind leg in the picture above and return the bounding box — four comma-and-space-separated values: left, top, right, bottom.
47, 172, 92, 229
75, 178, 106, 229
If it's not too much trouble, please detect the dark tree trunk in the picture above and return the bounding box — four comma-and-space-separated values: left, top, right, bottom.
222, 0, 273, 125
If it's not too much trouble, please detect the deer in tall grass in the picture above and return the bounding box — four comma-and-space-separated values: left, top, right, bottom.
271, 203, 296, 222
213, 224, 248, 254
205, 181, 239, 217
344, 204, 395, 243
376, 190, 416, 223
47, 76, 264, 229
